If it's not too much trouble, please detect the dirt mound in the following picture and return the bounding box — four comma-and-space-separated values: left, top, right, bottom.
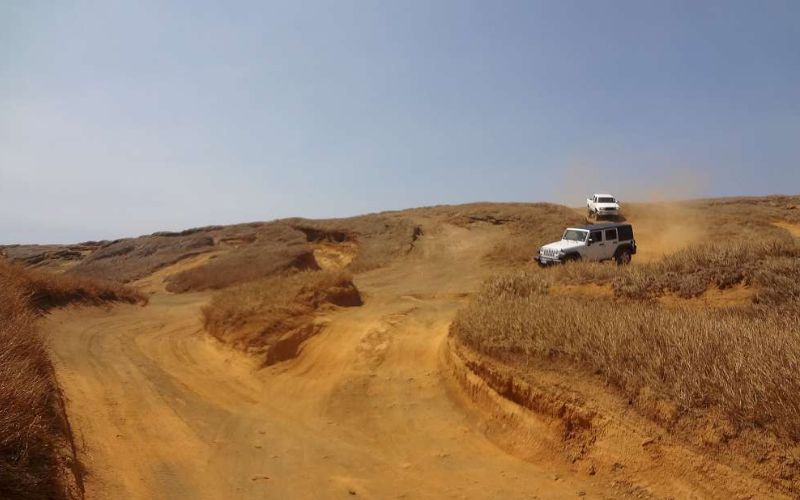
445, 338, 792, 498
70, 233, 216, 282
312, 241, 359, 270
201, 270, 363, 365
165, 244, 318, 293
133, 252, 223, 294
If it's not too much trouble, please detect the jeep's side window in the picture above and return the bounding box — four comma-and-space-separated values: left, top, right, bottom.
590, 230, 602, 242
605, 229, 617, 241
618, 226, 633, 241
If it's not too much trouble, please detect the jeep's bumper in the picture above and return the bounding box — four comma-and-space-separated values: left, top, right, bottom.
536, 251, 562, 265
595, 208, 619, 216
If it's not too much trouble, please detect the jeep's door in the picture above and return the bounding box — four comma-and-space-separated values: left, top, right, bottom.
585, 230, 605, 260
603, 228, 619, 259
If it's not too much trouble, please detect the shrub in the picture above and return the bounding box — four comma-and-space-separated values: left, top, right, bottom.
453, 238, 800, 439
202, 270, 362, 358
1, 259, 145, 309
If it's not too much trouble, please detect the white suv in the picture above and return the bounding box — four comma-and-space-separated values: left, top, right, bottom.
586, 193, 621, 220
537, 223, 636, 265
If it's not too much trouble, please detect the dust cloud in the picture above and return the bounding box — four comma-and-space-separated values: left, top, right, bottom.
552, 162, 712, 207
552, 162, 711, 261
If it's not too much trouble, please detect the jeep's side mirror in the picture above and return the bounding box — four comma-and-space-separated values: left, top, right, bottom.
587, 238, 593, 246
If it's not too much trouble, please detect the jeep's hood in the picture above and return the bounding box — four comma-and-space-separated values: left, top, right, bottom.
541, 240, 584, 252
595, 202, 619, 210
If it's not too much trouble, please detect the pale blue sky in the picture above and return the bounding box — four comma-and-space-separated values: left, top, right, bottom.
2, 1, 799, 243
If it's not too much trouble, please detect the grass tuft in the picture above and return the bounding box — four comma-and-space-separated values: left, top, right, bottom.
0, 259, 143, 498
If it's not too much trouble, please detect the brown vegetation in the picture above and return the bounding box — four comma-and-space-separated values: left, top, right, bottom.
202, 270, 362, 364
164, 236, 315, 292
68, 232, 216, 283
0, 283, 64, 499
0, 260, 144, 499
290, 215, 421, 273
2, 260, 146, 310
451, 235, 800, 491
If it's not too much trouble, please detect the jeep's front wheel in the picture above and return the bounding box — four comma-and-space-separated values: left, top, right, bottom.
562, 253, 580, 264
615, 249, 632, 266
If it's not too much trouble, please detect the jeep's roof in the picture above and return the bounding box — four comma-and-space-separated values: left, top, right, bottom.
593, 193, 615, 198
572, 222, 632, 231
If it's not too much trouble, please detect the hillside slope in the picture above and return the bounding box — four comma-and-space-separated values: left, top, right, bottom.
34, 196, 800, 498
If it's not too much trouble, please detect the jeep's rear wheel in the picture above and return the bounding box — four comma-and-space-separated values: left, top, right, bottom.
616, 249, 632, 266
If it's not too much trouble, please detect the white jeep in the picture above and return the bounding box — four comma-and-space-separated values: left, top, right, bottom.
586, 193, 621, 220
537, 223, 636, 265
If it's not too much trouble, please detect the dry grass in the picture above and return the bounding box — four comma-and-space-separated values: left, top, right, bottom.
165, 243, 315, 293
0, 284, 62, 499
543, 238, 800, 303
613, 239, 800, 301
202, 270, 362, 362
0, 260, 143, 498
164, 222, 312, 292
452, 237, 800, 440
294, 215, 421, 273
1, 259, 146, 309
68, 232, 217, 283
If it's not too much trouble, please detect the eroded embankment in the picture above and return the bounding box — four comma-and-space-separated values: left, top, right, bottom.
442, 337, 794, 499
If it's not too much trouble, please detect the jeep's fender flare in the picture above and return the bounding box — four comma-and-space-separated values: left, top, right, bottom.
613, 244, 634, 257
562, 251, 581, 261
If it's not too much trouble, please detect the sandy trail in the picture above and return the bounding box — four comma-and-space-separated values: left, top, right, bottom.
773, 220, 800, 238
45, 223, 603, 499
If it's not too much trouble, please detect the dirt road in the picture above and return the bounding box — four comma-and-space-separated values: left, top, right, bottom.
45, 223, 606, 499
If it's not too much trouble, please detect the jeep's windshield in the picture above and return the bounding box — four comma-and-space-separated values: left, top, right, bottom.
597, 197, 616, 203
562, 229, 588, 242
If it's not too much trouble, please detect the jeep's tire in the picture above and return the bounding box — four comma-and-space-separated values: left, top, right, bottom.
615, 248, 632, 266
562, 253, 580, 264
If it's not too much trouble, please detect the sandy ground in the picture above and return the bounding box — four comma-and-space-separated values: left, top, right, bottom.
773, 220, 800, 238
45, 223, 614, 499
47, 204, 773, 499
